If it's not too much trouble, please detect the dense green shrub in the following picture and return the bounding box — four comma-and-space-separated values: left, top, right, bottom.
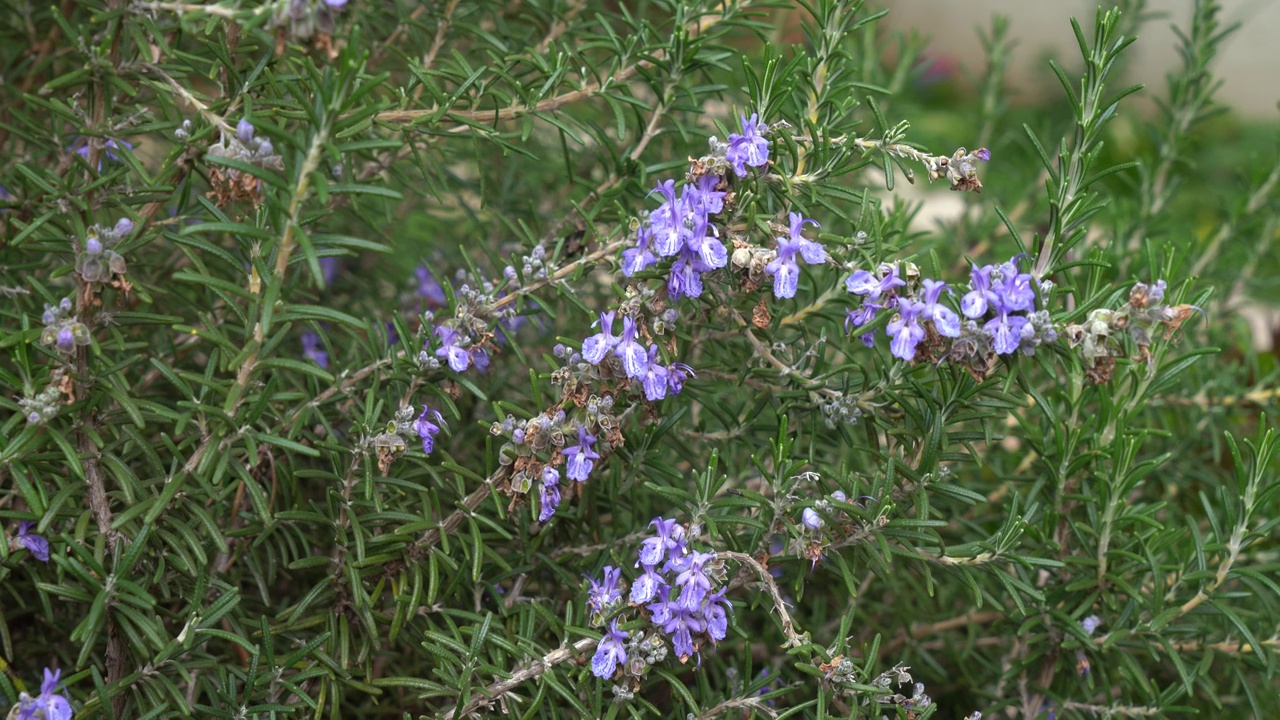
2, 0, 1278, 717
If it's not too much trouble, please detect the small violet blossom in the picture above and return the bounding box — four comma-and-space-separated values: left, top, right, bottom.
415, 406, 443, 455
538, 466, 561, 522
725, 113, 770, 177
15, 521, 50, 562
301, 330, 328, 369
434, 326, 471, 372
586, 565, 623, 616
415, 265, 448, 306
591, 620, 628, 678
765, 213, 824, 299
581, 311, 620, 364
563, 426, 600, 482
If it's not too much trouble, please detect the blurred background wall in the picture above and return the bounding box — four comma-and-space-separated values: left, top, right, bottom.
879, 0, 1280, 119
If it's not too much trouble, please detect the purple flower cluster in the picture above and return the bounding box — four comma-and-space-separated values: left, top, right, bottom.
578, 310, 693, 401
622, 114, 779, 300
12, 667, 72, 720
845, 256, 1057, 365
586, 517, 731, 679
959, 258, 1053, 355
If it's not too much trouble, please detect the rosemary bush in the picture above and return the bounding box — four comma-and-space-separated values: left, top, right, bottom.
2, 0, 1278, 717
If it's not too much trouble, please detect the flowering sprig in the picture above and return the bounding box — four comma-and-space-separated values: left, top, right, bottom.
1065, 279, 1198, 382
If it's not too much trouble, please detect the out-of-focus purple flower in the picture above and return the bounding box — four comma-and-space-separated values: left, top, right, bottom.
538, 466, 561, 522
324, 0, 348, 7
563, 426, 600, 482
976, 148, 992, 162
582, 311, 620, 364
319, 257, 341, 285
15, 520, 50, 562
1081, 615, 1102, 636
586, 565, 623, 615
801, 507, 823, 530
765, 213, 824, 299
301, 330, 329, 369
725, 113, 770, 177
236, 118, 255, 144
75, 137, 133, 165
434, 326, 471, 372
56, 327, 75, 354
591, 620, 628, 678
887, 298, 926, 361
415, 406, 444, 454
415, 265, 447, 306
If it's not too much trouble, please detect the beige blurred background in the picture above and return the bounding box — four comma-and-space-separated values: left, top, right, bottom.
880, 0, 1280, 119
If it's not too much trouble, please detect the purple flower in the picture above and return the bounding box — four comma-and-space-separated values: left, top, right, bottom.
415, 406, 443, 454
319, 257, 341, 285
581, 311, 620, 364
301, 330, 329, 369
693, 173, 726, 215
414, 265, 447, 306
591, 620, 628, 678
667, 248, 708, 300
236, 118, 254, 144
648, 599, 706, 659
622, 224, 657, 277
672, 549, 715, 608
705, 589, 731, 642
538, 467, 561, 522
641, 346, 670, 401
638, 517, 687, 567
765, 213, 824, 299
686, 216, 727, 270
75, 137, 133, 168
986, 307, 1029, 355
434, 326, 471, 372
801, 507, 823, 530
16, 667, 72, 720
667, 361, 694, 395
56, 327, 75, 354
846, 265, 906, 301
563, 426, 600, 482
586, 565, 623, 615
976, 148, 992, 162
16, 521, 50, 562
920, 278, 961, 337
886, 298, 926, 361
629, 563, 667, 604
1081, 615, 1102, 636
649, 180, 688, 257
614, 316, 648, 378
324, 0, 348, 7
725, 113, 770, 177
